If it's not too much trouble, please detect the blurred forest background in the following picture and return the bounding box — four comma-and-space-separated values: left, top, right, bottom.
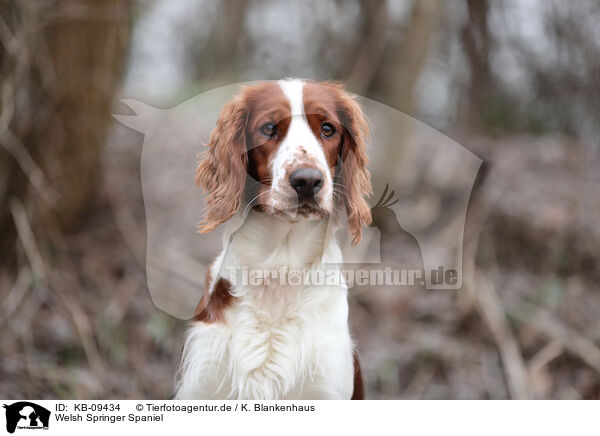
1, 0, 600, 399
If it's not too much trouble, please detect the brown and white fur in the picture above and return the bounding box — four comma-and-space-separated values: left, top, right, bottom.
175, 79, 371, 400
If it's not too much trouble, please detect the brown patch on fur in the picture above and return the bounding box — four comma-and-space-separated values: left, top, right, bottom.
195, 94, 248, 232
303, 82, 343, 175
196, 82, 290, 231
351, 349, 365, 400
193, 277, 234, 323
304, 82, 372, 244
245, 84, 291, 211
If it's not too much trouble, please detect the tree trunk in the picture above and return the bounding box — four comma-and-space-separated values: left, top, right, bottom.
461, 0, 493, 128
354, 0, 441, 187
0, 0, 131, 265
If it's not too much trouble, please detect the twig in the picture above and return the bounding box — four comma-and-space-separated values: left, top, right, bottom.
51, 274, 108, 386
528, 340, 564, 375
11, 198, 107, 385
475, 272, 532, 399
509, 301, 600, 374
402, 362, 435, 399
10, 199, 47, 281
405, 324, 483, 362
0, 268, 32, 328
1, 127, 61, 207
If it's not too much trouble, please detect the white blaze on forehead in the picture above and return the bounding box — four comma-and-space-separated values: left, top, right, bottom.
277, 79, 305, 116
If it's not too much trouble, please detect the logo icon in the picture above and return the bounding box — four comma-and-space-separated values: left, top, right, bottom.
3, 402, 50, 434
113, 82, 482, 318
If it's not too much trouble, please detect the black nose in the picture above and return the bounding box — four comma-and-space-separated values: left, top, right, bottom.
289, 167, 324, 197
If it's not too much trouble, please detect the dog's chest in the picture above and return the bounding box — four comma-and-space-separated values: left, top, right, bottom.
176, 213, 355, 399
221, 283, 353, 399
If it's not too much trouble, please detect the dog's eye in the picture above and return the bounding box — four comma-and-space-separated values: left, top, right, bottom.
260, 122, 276, 137
321, 122, 335, 137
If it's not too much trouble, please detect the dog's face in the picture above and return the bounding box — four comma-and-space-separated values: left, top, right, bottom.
196, 79, 372, 244
247, 80, 343, 220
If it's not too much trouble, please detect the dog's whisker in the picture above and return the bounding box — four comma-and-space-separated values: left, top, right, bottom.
332, 182, 348, 190
242, 189, 271, 217
248, 177, 273, 188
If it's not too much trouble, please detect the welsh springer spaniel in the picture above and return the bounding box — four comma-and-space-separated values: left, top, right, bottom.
175, 79, 371, 400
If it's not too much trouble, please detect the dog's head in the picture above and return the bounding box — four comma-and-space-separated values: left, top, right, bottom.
196, 79, 372, 244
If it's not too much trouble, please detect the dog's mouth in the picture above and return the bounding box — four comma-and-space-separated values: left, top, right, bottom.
284, 195, 332, 222
253, 187, 332, 220
268, 198, 329, 220
295, 203, 324, 218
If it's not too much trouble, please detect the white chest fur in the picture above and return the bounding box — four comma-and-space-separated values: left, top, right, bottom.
175, 212, 355, 400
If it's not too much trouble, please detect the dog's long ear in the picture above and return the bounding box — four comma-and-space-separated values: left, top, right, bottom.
196, 94, 248, 233
335, 86, 372, 245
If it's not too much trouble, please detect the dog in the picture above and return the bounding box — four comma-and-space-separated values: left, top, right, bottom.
174, 79, 371, 399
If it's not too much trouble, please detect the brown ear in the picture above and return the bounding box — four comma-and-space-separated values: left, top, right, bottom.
195, 94, 248, 233
336, 88, 372, 245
